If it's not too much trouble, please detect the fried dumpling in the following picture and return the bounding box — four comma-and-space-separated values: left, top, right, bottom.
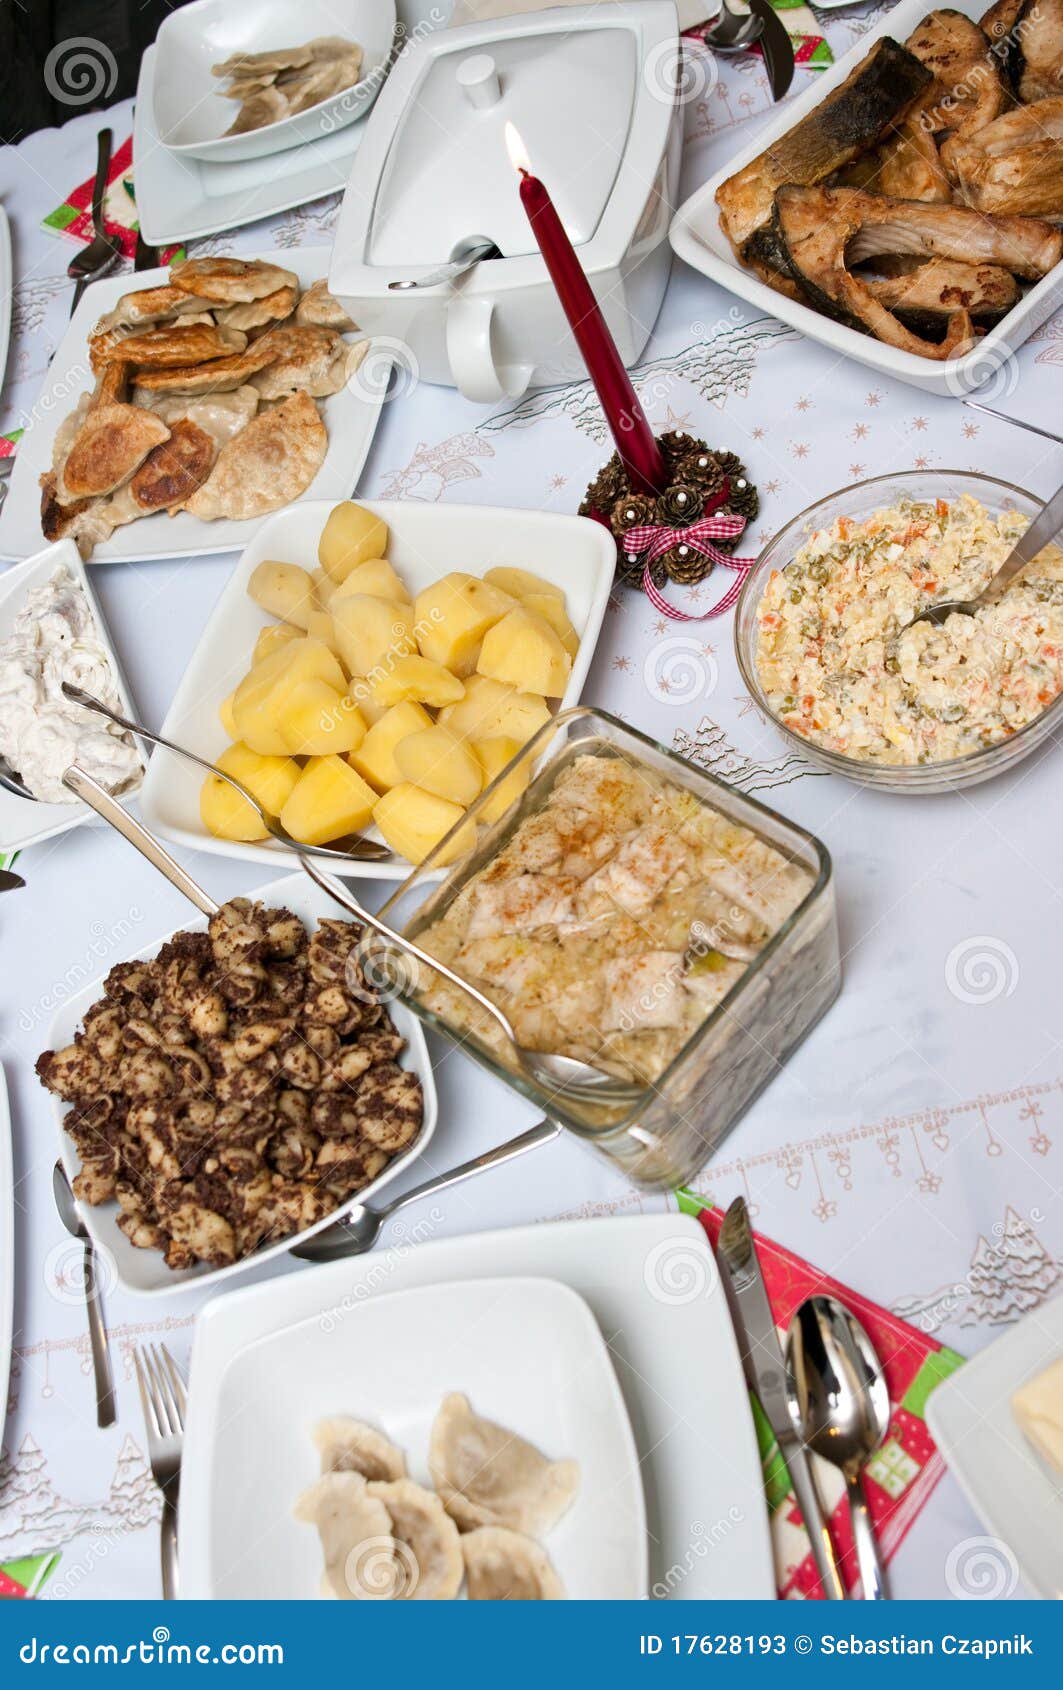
224, 87, 289, 136
129, 419, 216, 511
212, 44, 314, 78
91, 322, 247, 373
61, 402, 171, 500
367, 1479, 464, 1600
170, 256, 298, 304
135, 384, 260, 447
312, 1416, 406, 1482
428, 1393, 580, 1535
133, 339, 280, 397
295, 278, 358, 333
248, 324, 352, 400
462, 1527, 565, 1600
93, 285, 216, 334
183, 390, 326, 520
215, 285, 298, 333
293, 1472, 399, 1601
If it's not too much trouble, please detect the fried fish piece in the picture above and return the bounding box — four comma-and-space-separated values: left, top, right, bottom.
61, 402, 171, 499
170, 256, 298, 304
132, 338, 280, 396
130, 419, 216, 511
906, 9, 1010, 138
215, 284, 298, 333
942, 98, 1063, 216
90, 322, 247, 373
247, 323, 351, 400
294, 278, 358, 332
183, 390, 326, 521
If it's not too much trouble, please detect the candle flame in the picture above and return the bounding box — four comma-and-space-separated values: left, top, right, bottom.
504, 121, 531, 176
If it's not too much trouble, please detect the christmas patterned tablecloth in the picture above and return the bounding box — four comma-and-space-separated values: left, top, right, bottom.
2, 5, 1063, 1601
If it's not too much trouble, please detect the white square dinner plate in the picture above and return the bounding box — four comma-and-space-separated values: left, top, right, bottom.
0, 539, 143, 854
0, 1065, 12, 1458
44, 871, 437, 1297
0, 249, 389, 565
132, 48, 371, 246
139, 498, 617, 879
182, 1275, 647, 1600
927, 1292, 1063, 1599
669, 0, 1063, 397
181, 1214, 776, 1600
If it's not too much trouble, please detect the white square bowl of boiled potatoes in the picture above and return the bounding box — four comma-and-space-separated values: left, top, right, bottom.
140, 499, 616, 878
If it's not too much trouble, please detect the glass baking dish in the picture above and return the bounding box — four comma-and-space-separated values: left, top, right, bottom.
379, 707, 840, 1189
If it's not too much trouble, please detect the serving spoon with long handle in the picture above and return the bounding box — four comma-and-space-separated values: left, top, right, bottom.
58, 684, 392, 864
903, 479, 1063, 632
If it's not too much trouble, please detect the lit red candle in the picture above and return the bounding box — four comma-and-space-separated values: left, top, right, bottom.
505, 123, 667, 498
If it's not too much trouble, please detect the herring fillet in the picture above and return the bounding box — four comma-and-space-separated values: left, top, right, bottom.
715, 39, 934, 253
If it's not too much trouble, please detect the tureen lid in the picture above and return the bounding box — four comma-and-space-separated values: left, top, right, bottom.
370, 26, 636, 264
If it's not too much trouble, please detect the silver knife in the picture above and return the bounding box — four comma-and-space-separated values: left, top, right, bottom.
717, 1196, 845, 1599
747, 0, 795, 101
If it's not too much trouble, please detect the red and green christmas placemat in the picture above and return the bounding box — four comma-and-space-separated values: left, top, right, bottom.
0, 1552, 60, 1599
42, 134, 182, 267
679, 1191, 965, 1599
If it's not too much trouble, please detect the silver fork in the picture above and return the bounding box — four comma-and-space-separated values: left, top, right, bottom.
134, 1343, 186, 1600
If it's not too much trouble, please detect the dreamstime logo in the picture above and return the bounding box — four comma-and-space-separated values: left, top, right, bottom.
44, 38, 118, 107
947, 341, 1019, 401
45, 1234, 118, 1307
945, 1535, 1019, 1599
643, 636, 718, 706
345, 1536, 419, 1599
345, 933, 420, 1006
643, 39, 718, 107
348, 337, 420, 405
944, 936, 1018, 1005
643, 1237, 717, 1306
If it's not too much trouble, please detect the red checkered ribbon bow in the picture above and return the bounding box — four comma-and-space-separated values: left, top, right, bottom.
621, 511, 756, 621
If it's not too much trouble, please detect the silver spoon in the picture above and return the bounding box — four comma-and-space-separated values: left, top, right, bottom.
52, 1161, 117, 1428
291, 1118, 560, 1262
786, 1295, 892, 1600
388, 234, 500, 292
58, 683, 392, 864
299, 855, 644, 1109
902, 479, 1063, 632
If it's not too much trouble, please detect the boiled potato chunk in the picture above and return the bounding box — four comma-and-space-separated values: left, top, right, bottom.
439, 674, 551, 743
373, 784, 475, 866
369, 654, 465, 711
304, 609, 345, 662
318, 502, 389, 583
253, 621, 301, 665
523, 591, 579, 660
279, 681, 367, 757
219, 690, 238, 738
477, 607, 571, 698
395, 725, 482, 806
331, 594, 416, 678
200, 741, 301, 841
349, 700, 433, 792
280, 755, 377, 846
247, 561, 317, 630
473, 736, 531, 824
346, 676, 388, 727
413, 573, 516, 677
310, 565, 335, 606
483, 566, 565, 604
233, 637, 347, 755
331, 557, 411, 605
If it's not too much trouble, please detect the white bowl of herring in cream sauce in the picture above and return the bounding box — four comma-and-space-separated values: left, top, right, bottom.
0, 539, 143, 851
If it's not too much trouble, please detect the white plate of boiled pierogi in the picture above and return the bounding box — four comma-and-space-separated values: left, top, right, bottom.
180, 1277, 648, 1599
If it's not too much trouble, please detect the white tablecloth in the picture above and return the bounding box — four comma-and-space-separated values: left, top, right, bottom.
2, 10, 1062, 1600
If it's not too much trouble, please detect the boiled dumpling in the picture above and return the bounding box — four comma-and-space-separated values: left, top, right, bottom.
462, 1527, 565, 1600
293, 1472, 403, 1600
368, 1478, 464, 1600
428, 1392, 580, 1534
312, 1416, 406, 1482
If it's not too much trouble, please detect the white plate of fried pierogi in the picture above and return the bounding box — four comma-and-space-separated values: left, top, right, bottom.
180, 1278, 648, 1599
0, 248, 386, 565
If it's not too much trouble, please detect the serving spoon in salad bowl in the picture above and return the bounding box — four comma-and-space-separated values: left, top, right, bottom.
902, 479, 1063, 633
59, 684, 392, 864
298, 855, 645, 1109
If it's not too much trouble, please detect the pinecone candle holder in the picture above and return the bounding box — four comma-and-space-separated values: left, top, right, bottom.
579, 434, 759, 620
